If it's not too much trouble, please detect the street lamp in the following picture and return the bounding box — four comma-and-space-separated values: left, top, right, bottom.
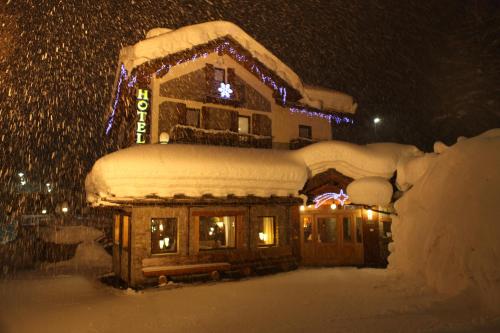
373, 117, 381, 124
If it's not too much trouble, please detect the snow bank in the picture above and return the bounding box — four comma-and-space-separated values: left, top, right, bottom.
86, 144, 307, 204
294, 140, 422, 179
346, 177, 393, 206
389, 129, 500, 314
39, 225, 103, 244
120, 21, 355, 113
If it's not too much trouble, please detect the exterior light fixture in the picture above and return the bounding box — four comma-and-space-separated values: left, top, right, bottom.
61, 201, 69, 214
300, 205, 305, 212
42, 209, 47, 214
159, 132, 170, 144
330, 204, 337, 210
18, 172, 24, 177
367, 209, 373, 220
373, 117, 381, 124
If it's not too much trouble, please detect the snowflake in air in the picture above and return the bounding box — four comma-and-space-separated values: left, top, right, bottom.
218, 82, 233, 99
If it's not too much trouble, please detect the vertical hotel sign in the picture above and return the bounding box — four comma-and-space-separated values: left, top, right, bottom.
136, 88, 150, 144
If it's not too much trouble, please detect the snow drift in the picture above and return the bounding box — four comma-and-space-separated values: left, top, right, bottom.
389, 129, 500, 314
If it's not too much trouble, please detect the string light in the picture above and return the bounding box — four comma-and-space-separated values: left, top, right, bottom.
290, 107, 354, 124
106, 39, 352, 133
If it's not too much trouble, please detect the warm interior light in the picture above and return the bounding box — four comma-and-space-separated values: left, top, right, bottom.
258, 232, 267, 241
159, 223, 164, 231
163, 237, 170, 248
300, 205, 305, 211
216, 221, 224, 229
61, 207, 69, 213
330, 204, 337, 210
367, 209, 373, 220
307, 205, 313, 209
159, 239, 164, 249
42, 209, 47, 214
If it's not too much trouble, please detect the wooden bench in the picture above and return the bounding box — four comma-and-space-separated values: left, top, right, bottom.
142, 262, 231, 281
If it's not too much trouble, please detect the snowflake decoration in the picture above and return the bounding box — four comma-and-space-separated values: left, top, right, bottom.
218, 82, 233, 99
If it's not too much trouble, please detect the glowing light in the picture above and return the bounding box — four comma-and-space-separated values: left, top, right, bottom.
159, 239, 164, 249
159, 223, 164, 231
258, 232, 267, 242
367, 209, 373, 220
330, 204, 337, 210
373, 117, 381, 124
218, 82, 233, 98
300, 205, 305, 212
290, 107, 354, 124
163, 237, 170, 248
42, 209, 47, 214
62, 207, 69, 213
314, 190, 349, 208
216, 221, 224, 229
136, 88, 150, 144
18, 172, 24, 177
106, 64, 128, 135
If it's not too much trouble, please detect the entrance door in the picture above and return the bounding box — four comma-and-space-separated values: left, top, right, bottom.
362, 217, 381, 266
300, 210, 364, 266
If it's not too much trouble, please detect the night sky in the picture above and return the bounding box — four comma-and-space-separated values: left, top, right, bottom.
1, 0, 499, 192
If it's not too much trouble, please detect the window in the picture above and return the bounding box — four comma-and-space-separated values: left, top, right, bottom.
151, 218, 178, 254
238, 115, 250, 134
214, 67, 225, 82
356, 217, 363, 243
186, 108, 200, 128
258, 217, 276, 247
317, 217, 337, 243
199, 216, 236, 250
113, 215, 120, 245
122, 216, 129, 248
299, 125, 312, 139
303, 217, 313, 242
343, 217, 352, 242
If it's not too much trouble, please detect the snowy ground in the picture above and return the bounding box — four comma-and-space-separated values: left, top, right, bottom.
1, 268, 499, 333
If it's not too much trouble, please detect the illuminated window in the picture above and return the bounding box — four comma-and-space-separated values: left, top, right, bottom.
343, 217, 352, 242
113, 215, 120, 245
199, 216, 236, 250
299, 125, 312, 139
258, 217, 276, 247
317, 217, 337, 243
303, 216, 313, 242
238, 115, 250, 134
122, 216, 129, 248
151, 218, 177, 254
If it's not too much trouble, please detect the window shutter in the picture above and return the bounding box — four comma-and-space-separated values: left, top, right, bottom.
205, 64, 217, 97
252, 114, 271, 136
201, 106, 210, 129
230, 111, 239, 132
176, 103, 187, 125
227, 68, 238, 100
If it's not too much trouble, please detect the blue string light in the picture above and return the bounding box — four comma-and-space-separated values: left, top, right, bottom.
314, 190, 349, 208
106, 40, 352, 134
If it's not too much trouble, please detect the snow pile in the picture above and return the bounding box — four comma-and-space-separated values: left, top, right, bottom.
295, 140, 422, 179
120, 21, 355, 113
86, 144, 307, 204
39, 225, 103, 244
347, 177, 393, 206
40, 225, 111, 272
304, 85, 357, 113
389, 129, 500, 314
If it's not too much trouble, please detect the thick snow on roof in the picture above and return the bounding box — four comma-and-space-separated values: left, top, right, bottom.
119, 21, 355, 114
85, 144, 307, 204
294, 141, 422, 179
346, 177, 393, 206
389, 129, 500, 313
86, 140, 420, 205
304, 85, 357, 114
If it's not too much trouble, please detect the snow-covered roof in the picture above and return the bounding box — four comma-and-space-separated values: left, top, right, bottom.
119, 21, 356, 114
85, 144, 308, 204
86, 140, 422, 206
